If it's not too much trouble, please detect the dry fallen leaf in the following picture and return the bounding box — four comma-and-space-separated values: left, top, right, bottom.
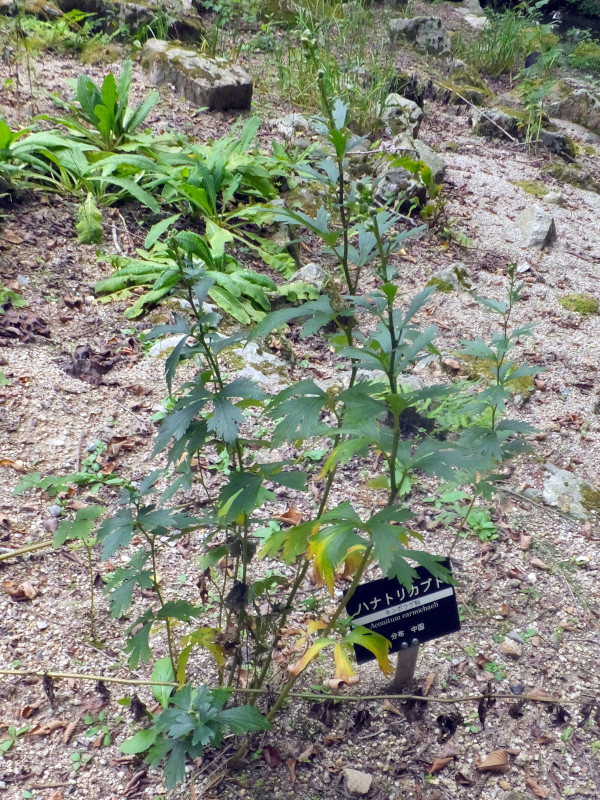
21, 698, 45, 718
454, 771, 474, 786
3, 580, 39, 601
44, 792, 63, 800
528, 687, 554, 700
525, 777, 551, 798
286, 757, 296, 786
275, 507, 303, 526
424, 672, 436, 697
530, 557, 550, 571
428, 756, 454, 774
3, 229, 24, 244
475, 748, 510, 773
297, 743, 318, 762
29, 720, 67, 735
381, 699, 402, 716
520, 533, 532, 550
0, 458, 27, 472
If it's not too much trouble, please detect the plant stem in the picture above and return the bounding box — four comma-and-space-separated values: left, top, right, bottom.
0, 668, 577, 706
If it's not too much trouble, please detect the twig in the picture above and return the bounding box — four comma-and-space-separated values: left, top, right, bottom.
0, 668, 590, 706
75, 429, 84, 473
0, 539, 54, 562
111, 222, 123, 255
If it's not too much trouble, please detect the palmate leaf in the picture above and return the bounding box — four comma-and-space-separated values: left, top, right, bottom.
250, 295, 334, 340
152, 388, 210, 456
309, 523, 365, 594
266, 379, 329, 446
97, 507, 135, 559
103, 548, 152, 617
209, 378, 265, 445
259, 519, 318, 563
53, 504, 105, 547
367, 506, 414, 577
125, 611, 154, 668
218, 471, 273, 522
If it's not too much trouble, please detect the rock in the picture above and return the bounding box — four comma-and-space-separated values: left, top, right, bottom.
535, 128, 576, 159
547, 87, 600, 135
543, 190, 564, 205
343, 769, 373, 797
49, 504, 62, 517
473, 109, 575, 157
227, 342, 289, 392
389, 16, 450, 55
414, 140, 446, 184
0, 0, 61, 15
445, 63, 493, 106
473, 108, 521, 140
427, 263, 472, 293
543, 462, 600, 521
275, 112, 310, 139
381, 92, 423, 137
148, 334, 187, 359
57, 0, 204, 40
141, 39, 253, 111
375, 164, 427, 210
515, 204, 556, 248
290, 262, 326, 291
501, 637, 522, 659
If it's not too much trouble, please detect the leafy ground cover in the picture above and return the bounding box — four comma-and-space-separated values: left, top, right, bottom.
1, 2, 600, 800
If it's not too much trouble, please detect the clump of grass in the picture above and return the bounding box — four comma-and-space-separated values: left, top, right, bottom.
453, 7, 550, 78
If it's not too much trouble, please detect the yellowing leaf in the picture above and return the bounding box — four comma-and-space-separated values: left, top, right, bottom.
306, 619, 327, 635
340, 545, 367, 581
333, 644, 357, 684
345, 626, 393, 677
288, 638, 335, 677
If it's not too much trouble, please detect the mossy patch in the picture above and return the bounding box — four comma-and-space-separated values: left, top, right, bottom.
512, 179, 548, 198
544, 163, 600, 194
80, 41, 122, 65
559, 293, 599, 315
426, 277, 454, 294
581, 483, 600, 515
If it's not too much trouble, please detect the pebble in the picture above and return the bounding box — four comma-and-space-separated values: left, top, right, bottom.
49, 504, 62, 517
507, 630, 524, 643
37, 620, 48, 631
501, 637, 522, 658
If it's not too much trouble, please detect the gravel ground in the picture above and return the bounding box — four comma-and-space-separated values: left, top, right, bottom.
1, 5, 600, 800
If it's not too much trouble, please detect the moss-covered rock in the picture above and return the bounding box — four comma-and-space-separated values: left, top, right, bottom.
141, 39, 253, 111
545, 162, 600, 193
559, 293, 599, 315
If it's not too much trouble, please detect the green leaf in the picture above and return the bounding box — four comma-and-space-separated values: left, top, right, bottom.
76, 193, 103, 244
53, 504, 105, 547
206, 220, 234, 257
151, 657, 175, 710
219, 705, 271, 735
145, 214, 181, 249
119, 728, 158, 755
